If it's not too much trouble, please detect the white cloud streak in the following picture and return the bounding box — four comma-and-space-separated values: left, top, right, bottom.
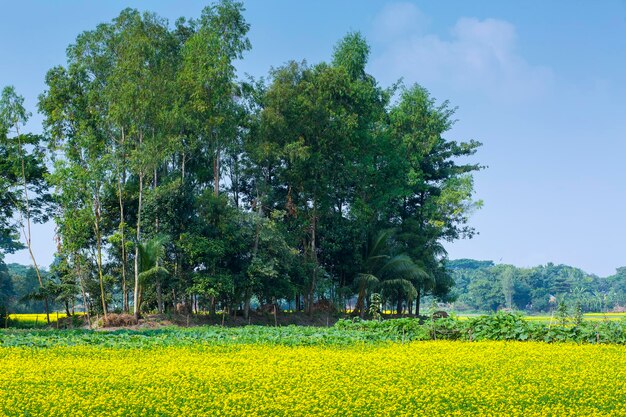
372, 5, 553, 103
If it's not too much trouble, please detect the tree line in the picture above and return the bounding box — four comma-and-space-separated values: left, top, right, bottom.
449, 259, 626, 312
0, 1, 482, 323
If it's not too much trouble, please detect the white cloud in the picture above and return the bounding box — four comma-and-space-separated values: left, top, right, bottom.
373, 2, 429, 41
372, 8, 553, 103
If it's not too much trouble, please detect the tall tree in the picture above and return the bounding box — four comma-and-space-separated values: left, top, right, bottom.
0, 86, 51, 323
388, 84, 483, 314
177, 0, 251, 196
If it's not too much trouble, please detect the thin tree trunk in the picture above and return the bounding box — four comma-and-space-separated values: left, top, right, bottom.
415, 290, 421, 317
76, 255, 91, 329
213, 142, 220, 196
153, 166, 163, 314
156, 282, 163, 314
181, 150, 186, 180
134, 133, 144, 321
245, 193, 263, 320
118, 127, 128, 313
307, 204, 317, 315
94, 192, 107, 322
243, 288, 251, 320
15, 127, 50, 324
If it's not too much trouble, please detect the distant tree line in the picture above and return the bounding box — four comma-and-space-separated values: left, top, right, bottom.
449, 259, 626, 313
0, 1, 482, 322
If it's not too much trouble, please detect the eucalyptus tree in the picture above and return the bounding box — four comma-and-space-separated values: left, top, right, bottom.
99, 9, 181, 320
0, 86, 51, 323
39, 64, 112, 320
177, 0, 251, 196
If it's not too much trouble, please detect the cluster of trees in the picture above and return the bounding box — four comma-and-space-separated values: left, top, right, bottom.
0, 1, 482, 322
0, 264, 52, 315
449, 259, 626, 312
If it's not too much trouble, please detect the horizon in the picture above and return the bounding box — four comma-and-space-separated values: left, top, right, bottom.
2, 1, 625, 276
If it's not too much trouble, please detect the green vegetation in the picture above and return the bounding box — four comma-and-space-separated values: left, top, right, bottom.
450, 259, 626, 313
3, 311, 626, 346
0, 1, 482, 324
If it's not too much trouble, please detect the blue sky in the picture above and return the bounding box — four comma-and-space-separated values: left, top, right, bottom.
2, 1, 625, 276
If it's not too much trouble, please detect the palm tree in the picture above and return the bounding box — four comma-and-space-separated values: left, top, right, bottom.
352, 230, 427, 318
136, 236, 169, 315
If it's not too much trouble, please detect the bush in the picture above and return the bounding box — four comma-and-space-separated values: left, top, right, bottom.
337, 312, 626, 345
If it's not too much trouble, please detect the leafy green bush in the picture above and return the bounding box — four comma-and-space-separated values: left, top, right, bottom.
3, 312, 626, 347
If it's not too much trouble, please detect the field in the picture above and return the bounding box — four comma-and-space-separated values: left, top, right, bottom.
1, 327, 626, 416
5, 313, 85, 329
457, 312, 626, 322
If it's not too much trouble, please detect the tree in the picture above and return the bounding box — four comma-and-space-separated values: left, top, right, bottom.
388, 84, 483, 314
501, 266, 516, 309
177, 0, 251, 197
33, 15, 485, 319
352, 230, 425, 317
136, 236, 169, 314
39, 62, 112, 321
0, 260, 14, 327
0, 86, 51, 323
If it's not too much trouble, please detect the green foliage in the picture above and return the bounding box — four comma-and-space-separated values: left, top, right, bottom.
5, 1, 483, 319
450, 259, 626, 313
0, 87, 50, 256
337, 312, 626, 345
3, 311, 626, 345
0, 261, 13, 327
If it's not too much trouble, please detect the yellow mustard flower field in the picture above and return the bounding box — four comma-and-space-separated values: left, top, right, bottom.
1, 340, 626, 416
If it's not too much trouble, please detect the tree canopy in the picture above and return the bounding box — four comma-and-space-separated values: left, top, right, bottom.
1, 0, 484, 319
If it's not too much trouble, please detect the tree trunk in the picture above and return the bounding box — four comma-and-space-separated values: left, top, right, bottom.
94, 193, 107, 322
353, 282, 367, 318
415, 290, 421, 317
210, 296, 216, 315
396, 295, 403, 315
156, 281, 163, 314
245, 193, 262, 320
244, 288, 251, 320
213, 141, 220, 196
307, 205, 317, 315
181, 150, 186, 181
76, 255, 91, 329
154, 166, 162, 314
118, 128, 128, 313
134, 170, 144, 320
